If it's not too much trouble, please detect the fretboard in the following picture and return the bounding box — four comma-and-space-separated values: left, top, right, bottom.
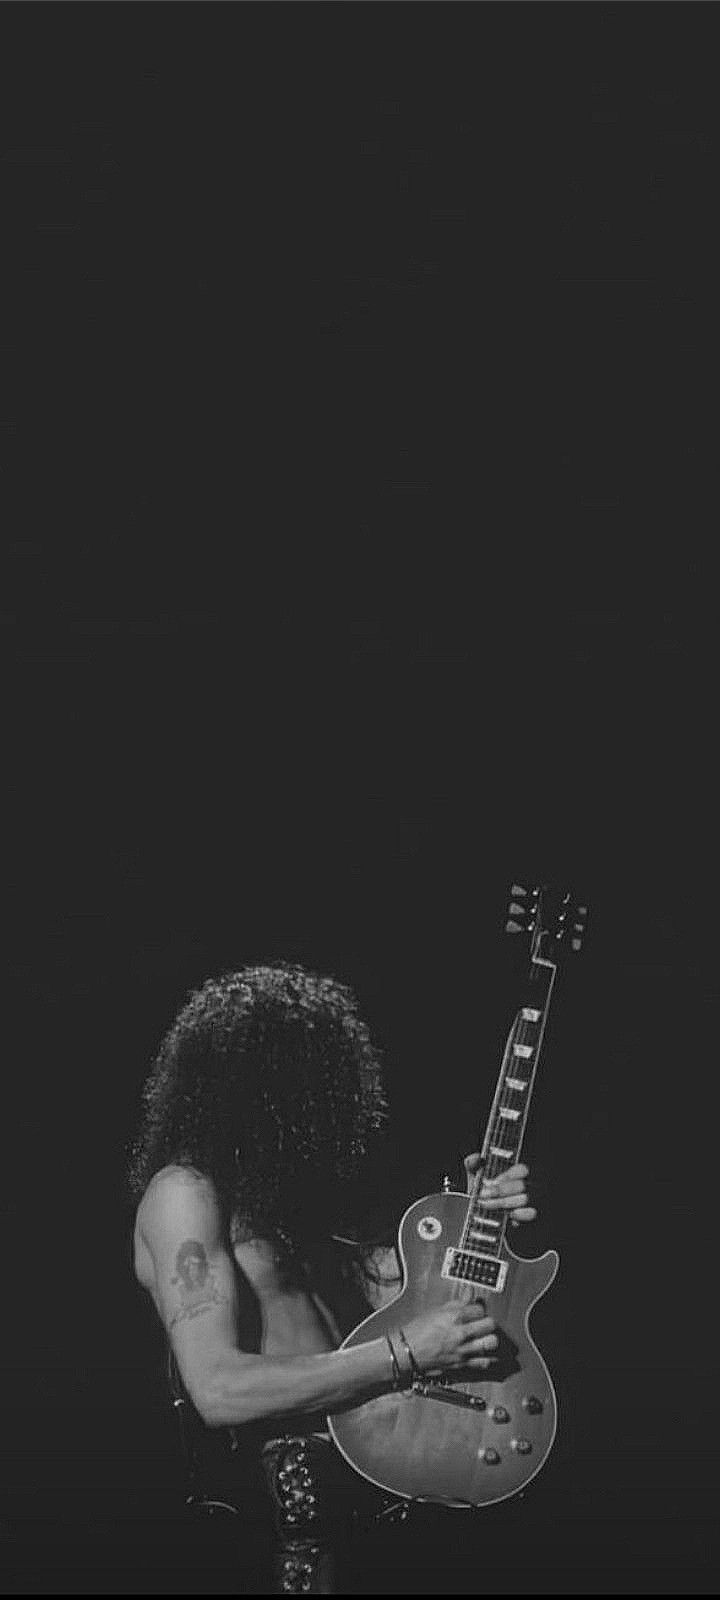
460, 954, 556, 1257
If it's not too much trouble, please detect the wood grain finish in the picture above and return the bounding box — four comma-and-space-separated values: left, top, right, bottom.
328, 1190, 558, 1508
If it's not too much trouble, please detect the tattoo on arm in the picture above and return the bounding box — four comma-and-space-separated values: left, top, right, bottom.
168, 1239, 228, 1330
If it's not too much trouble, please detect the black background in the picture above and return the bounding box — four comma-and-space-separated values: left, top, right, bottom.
1, 3, 717, 1594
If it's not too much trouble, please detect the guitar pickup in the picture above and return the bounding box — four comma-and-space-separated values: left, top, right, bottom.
441, 1248, 508, 1292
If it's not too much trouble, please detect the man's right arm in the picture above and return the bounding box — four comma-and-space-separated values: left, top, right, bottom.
135, 1167, 395, 1429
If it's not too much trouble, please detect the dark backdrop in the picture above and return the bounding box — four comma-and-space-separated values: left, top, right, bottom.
1, 4, 717, 1595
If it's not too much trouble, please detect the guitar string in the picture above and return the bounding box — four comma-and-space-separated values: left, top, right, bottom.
388, 982, 523, 1378
466, 1009, 533, 1252
446, 1013, 530, 1389
453, 989, 539, 1380
477, 1013, 530, 1262
435, 909, 563, 1388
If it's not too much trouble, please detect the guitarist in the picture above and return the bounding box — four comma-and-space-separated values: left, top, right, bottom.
129, 962, 536, 1594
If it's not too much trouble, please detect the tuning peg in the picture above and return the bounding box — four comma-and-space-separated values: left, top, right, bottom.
578, 905, 588, 917
510, 885, 527, 897
509, 902, 526, 917
571, 936, 583, 952
505, 920, 523, 934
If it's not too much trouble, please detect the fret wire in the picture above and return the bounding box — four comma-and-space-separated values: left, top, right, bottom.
460, 957, 555, 1256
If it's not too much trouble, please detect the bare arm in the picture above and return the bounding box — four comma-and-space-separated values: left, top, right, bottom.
136, 1167, 395, 1429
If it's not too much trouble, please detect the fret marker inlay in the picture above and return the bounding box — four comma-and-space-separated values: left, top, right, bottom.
505, 1077, 527, 1091
521, 1008, 542, 1022
490, 1145, 514, 1159
513, 1044, 533, 1058
499, 1107, 520, 1121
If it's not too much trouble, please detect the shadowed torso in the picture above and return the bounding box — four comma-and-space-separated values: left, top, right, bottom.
133, 1199, 400, 1364
227, 1217, 344, 1357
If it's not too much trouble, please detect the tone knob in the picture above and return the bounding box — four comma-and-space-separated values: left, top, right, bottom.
511, 1438, 532, 1454
482, 1447, 501, 1465
468, 1396, 486, 1410
522, 1395, 543, 1414
491, 1405, 510, 1423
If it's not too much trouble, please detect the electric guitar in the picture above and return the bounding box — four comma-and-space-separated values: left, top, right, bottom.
328, 884, 588, 1509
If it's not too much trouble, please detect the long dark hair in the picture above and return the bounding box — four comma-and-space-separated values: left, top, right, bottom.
127, 962, 390, 1259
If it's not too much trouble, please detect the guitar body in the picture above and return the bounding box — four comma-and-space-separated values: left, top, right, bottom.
328, 1190, 559, 1509
329, 884, 587, 1509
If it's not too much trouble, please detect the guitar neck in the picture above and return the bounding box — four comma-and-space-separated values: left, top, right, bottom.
461, 954, 557, 1255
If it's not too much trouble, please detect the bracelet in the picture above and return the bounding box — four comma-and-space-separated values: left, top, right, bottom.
387, 1330, 413, 1385
397, 1327, 422, 1380
385, 1335, 402, 1389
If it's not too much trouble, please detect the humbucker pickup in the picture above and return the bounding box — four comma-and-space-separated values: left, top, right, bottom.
441, 1248, 508, 1291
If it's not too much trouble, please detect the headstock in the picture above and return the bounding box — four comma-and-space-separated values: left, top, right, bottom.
505, 883, 589, 961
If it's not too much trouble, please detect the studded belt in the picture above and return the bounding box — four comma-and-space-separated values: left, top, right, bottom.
259, 1432, 409, 1594
259, 1433, 339, 1593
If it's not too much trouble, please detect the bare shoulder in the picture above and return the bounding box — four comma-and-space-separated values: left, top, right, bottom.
134, 1165, 222, 1289
138, 1164, 218, 1230
132, 1165, 241, 1399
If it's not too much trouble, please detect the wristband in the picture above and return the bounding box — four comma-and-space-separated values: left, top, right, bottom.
397, 1327, 422, 1380
385, 1334, 402, 1389
387, 1330, 413, 1384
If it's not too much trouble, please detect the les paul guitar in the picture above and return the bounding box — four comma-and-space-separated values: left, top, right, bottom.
328, 884, 588, 1509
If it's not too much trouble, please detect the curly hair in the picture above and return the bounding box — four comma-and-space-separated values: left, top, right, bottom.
127, 962, 389, 1258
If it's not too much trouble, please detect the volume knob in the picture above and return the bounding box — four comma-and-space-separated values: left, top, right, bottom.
482, 1447, 501, 1465
511, 1438, 532, 1454
522, 1395, 543, 1414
